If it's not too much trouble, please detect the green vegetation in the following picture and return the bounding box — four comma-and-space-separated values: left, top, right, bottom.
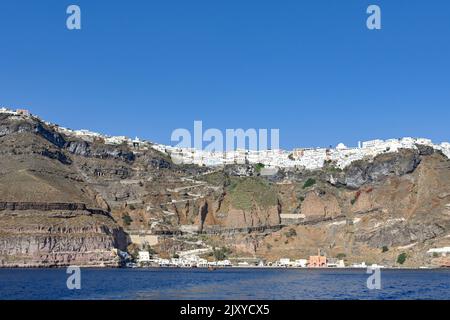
382, 246, 389, 253
302, 178, 316, 189
254, 163, 265, 173
350, 198, 357, 205
128, 204, 136, 210
326, 166, 343, 173
144, 245, 157, 255
336, 253, 346, 260
284, 228, 297, 238
324, 160, 343, 173
122, 213, 133, 226
173, 253, 180, 259
185, 236, 199, 242
198, 171, 230, 186
288, 154, 294, 161
227, 177, 277, 210
397, 252, 407, 265
213, 247, 231, 261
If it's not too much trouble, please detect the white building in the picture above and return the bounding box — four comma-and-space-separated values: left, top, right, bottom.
362, 139, 384, 148
327, 259, 345, 268
336, 143, 347, 150
216, 260, 232, 267
159, 137, 450, 171
351, 262, 367, 268
427, 247, 450, 256
5, 106, 447, 171
293, 259, 308, 268
277, 258, 292, 267
138, 251, 151, 263
105, 136, 128, 145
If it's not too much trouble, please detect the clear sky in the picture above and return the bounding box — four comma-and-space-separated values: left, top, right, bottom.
1, 0, 449, 149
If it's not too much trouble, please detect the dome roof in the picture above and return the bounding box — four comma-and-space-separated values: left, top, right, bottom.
336, 143, 347, 150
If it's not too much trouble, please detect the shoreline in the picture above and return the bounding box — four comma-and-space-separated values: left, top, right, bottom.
0, 266, 447, 270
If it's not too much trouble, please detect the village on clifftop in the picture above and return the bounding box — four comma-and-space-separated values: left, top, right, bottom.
2, 107, 448, 172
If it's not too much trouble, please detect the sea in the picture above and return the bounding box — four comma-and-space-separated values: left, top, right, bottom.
0, 268, 449, 300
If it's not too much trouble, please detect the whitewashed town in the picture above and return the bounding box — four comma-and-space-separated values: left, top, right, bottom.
132, 247, 450, 270
2, 107, 450, 171
155, 138, 450, 170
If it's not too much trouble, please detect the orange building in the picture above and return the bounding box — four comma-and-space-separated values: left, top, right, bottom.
308, 249, 327, 268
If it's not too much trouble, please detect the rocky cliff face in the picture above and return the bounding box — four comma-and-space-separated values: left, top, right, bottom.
1, 112, 450, 267
341, 149, 421, 189
210, 151, 450, 267
0, 114, 130, 267
0, 209, 127, 267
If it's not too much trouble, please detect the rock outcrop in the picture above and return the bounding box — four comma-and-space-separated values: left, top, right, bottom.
343, 149, 421, 189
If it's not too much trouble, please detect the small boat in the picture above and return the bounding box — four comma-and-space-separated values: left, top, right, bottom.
125, 262, 138, 268
208, 266, 217, 271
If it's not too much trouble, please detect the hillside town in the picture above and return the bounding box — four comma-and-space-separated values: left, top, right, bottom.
2, 107, 450, 171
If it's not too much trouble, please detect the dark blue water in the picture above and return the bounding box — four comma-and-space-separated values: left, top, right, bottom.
0, 268, 449, 300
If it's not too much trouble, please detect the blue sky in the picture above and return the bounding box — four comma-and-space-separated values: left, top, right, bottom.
1, 0, 449, 149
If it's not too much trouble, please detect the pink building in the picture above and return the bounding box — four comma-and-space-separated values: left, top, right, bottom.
308, 249, 327, 267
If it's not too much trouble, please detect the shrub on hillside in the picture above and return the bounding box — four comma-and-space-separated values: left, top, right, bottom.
122, 213, 133, 226
397, 253, 407, 265
303, 178, 316, 189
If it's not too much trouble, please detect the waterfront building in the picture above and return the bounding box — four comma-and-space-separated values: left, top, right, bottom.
326, 259, 345, 268
293, 259, 308, 268
237, 262, 250, 267
196, 258, 208, 268
217, 260, 232, 267
138, 251, 151, 263
350, 262, 367, 268
308, 249, 327, 267
277, 258, 292, 267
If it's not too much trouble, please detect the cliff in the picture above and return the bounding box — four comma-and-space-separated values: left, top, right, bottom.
1, 111, 450, 267
0, 114, 129, 267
